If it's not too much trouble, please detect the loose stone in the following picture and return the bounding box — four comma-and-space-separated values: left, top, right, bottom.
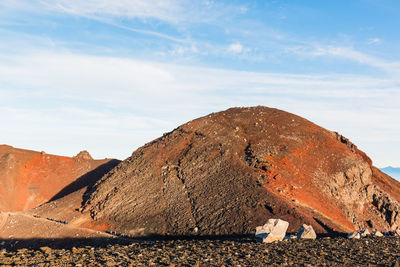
297, 224, 317, 239
255, 218, 289, 243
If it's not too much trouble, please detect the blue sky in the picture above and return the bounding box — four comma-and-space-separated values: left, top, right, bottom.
0, 0, 399, 167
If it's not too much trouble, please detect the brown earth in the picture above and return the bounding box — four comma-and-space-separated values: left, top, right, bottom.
0, 211, 109, 240
81, 106, 400, 236
0, 145, 119, 212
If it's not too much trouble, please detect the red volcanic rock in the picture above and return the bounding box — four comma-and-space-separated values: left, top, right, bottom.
0, 145, 116, 212
82, 106, 400, 236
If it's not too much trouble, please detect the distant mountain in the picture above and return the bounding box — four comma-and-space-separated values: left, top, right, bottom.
380, 166, 400, 180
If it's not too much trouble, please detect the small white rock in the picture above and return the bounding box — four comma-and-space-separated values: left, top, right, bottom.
359, 229, 370, 237
347, 232, 360, 239
372, 231, 383, 237
297, 224, 317, 239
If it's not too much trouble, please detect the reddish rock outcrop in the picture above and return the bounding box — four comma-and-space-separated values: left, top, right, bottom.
0, 145, 118, 212
82, 106, 400, 236
74, 150, 93, 160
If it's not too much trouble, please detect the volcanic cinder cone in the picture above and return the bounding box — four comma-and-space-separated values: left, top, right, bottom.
82, 106, 400, 236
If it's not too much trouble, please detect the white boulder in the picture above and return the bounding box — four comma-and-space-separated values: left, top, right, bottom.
359, 229, 370, 237
347, 232, 360, 239
297, 224, 317, 239
372, 231, 383, 237
255, 219, 289, 243
394, 229, 400, 237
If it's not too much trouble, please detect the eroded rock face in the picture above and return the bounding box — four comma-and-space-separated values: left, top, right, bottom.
323, 163, 400, 230
371, 193, 400, 227
81, 106, 400, 236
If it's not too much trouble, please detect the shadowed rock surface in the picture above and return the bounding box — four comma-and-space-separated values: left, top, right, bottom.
82, 106, 400, 236
49, 159, 121, 202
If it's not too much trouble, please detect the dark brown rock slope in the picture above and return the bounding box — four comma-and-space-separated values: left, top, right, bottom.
82, 106, 400, 236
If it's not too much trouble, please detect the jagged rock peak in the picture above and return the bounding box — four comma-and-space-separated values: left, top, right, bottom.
74, 150, 93, 160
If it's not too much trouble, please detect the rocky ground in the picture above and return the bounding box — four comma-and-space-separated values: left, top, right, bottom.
0, 236, 399, 266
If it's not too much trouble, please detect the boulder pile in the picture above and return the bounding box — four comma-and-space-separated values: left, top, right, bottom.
256, 219, 400, 242
348, 228, 400, 238
255, 219, 316, 243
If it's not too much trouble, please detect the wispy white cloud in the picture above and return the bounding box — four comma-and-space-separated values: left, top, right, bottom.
0, 0, 191, 43
168, 44, 199, 56
93, 17, 190, 43
0, 49, 399, 165
1, 0, 185, 23
367, 38, 382, 45
0, 0, 251, 48
0, 1, 399, 166
292, 45, 400, 74
228, 42, 244, 54
1, 50, 398, 109
1, 0, 247, 25
0, 52, 175, 96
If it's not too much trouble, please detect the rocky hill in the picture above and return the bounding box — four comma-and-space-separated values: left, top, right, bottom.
82, 106, 400, 236
0, 145, 119, 212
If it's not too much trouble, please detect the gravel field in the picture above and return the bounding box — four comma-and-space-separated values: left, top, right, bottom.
0, 236, 399, 266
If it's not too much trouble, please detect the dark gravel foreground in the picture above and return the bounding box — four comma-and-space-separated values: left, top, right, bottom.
0, 237, 399, 266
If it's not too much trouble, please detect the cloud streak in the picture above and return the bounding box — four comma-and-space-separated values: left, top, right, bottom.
1, 0, 184, 22
1, 50, 399, 165
228, 43, 243, 54
312, 46, 400, 73
1, 0, 399, 168
1, 0, 247, 25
